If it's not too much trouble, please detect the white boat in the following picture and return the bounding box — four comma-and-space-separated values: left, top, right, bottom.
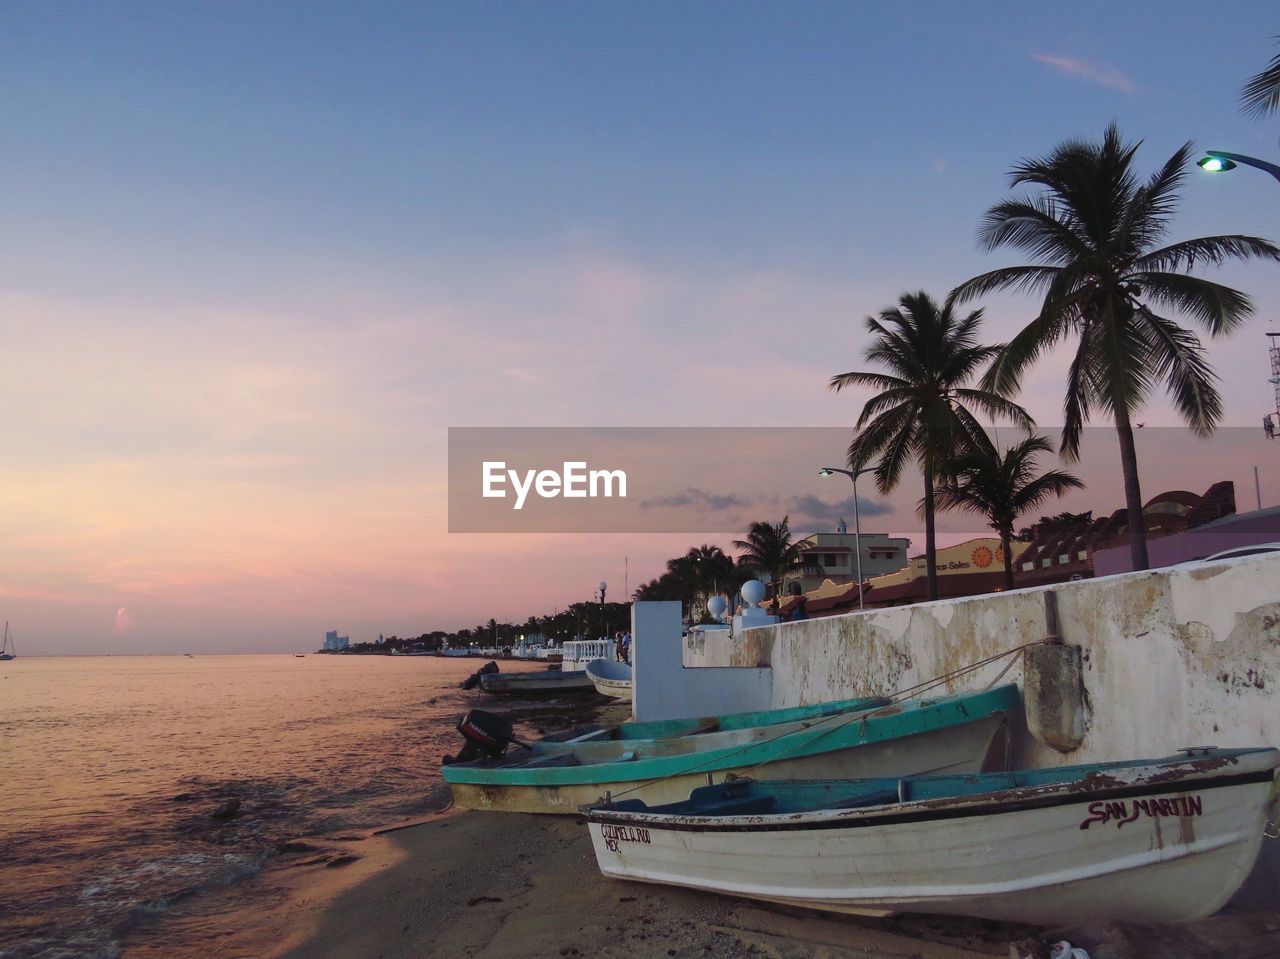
0, 622, 15, 661
586, 747, 1280, 926
585, 659, 632, 700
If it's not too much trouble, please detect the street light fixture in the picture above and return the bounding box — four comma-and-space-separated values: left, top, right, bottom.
818, 464, 878, 610
1197, 150, 1280, 185
596, 580, 607, 640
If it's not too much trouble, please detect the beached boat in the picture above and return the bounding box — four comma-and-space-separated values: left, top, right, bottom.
540, 694, 885, 744
478, 670, 597, 696
586, 747, 1280, 925
584, 659, 632, 700
441, 685, 1021, 814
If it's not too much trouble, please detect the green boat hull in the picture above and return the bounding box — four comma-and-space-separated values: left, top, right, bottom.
443, 686, 1022, 814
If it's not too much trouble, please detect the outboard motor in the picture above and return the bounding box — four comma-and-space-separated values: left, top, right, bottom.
442, 709, 519, 765
459, 660, 500, 690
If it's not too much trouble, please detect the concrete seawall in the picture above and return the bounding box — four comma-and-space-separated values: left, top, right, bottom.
667, 552, 1280, 907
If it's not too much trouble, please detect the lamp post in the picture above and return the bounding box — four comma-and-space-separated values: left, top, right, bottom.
1198, 150, 1280, 186
596, 580, 607, 640
818, 465, 878, 610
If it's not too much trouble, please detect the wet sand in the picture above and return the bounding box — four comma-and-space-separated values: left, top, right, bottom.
278, 809, 1022, 959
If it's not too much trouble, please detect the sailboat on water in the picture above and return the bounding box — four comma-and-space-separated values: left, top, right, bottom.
0, 622, 16, 661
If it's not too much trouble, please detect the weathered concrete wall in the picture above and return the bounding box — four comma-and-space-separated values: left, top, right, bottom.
688, 553, 1280, 766
682, 552, 1280, 907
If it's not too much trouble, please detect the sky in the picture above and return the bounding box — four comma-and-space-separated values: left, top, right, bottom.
3, 2, 1280, 653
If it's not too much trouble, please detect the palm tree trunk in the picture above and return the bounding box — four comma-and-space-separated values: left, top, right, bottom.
1114, 408, 1149, 571
1001, 528, 1015, 590
923, 469, 939, 601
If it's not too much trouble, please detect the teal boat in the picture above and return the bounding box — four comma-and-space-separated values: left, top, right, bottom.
441, 685, 1021, 814
544, 693, 891, 743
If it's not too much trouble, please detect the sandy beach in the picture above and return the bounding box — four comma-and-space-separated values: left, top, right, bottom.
268, 803, 1280, 959
277, 808, 1035, 959
266, 696, 1280, 959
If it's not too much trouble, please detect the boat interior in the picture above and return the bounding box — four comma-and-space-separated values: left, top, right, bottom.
595, 747, 1277, 817
540, 695, 890, 745
463, 692, 974, 770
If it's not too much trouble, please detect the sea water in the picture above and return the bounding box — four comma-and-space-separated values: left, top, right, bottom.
0, 654, 582, 958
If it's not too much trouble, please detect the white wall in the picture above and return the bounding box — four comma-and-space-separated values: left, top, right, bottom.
685, 554, 1280, 763
632, 601, 772, 723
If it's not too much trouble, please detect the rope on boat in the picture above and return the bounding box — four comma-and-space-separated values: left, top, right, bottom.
595, 638, 1054, 803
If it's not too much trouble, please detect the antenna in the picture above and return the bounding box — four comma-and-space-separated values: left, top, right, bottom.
1267, 331, 1280, 440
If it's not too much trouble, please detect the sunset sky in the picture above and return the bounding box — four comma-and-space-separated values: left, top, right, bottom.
4, 3, 1279, 653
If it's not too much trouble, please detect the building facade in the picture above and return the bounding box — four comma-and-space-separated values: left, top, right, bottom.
1014, 481, 1235, 587
781, 522, 911, 594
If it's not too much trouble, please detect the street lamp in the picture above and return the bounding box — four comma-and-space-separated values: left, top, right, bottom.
596, 580, 607, 640
1197, 150, 1280, 185
818, 465, 878, 610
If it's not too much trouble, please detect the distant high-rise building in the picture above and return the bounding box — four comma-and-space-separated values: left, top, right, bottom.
323, 630, 349, 652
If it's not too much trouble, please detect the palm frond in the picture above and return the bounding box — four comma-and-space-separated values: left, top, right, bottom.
1133, 234, 1280, 273
828, 370, 909, 394
1120, 143, 1190, 255
1128, 271, 1253, 337
981, 299, 1075, 396
1059, 337, 1097, 461
1133, 305, 1222, 434
976, 198, 1089, 261
952, 388, 1037, 430
949, 265, 1064, 304
1242, 43, 1280, 119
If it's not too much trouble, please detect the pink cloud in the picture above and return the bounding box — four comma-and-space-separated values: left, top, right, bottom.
1031, 53, 1136, 93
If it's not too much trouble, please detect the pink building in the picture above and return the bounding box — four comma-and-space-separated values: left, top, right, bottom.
1093, 503, 1280, 576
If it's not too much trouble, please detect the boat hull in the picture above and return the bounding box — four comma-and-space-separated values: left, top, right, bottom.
585, 660, 632, 701
446, 713, 1006, 814
587, 752, 1280, 925
479, 671, 597, 696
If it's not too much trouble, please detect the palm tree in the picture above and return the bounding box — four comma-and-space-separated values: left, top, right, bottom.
675, 545, 742, 615
830, 292, 1032, 601
732, 517, 815, 600
951, 124, 1280, 570
934, 434, 1084, 589
1242, 38, 1280, 118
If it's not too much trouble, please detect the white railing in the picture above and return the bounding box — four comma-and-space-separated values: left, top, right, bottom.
561, 638, 613, 672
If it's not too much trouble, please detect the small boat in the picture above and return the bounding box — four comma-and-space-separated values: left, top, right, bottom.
0, 622, 14, 661
585, 747, 1280, 926
585, 659, 632, 700
441, 685, 1021, 814
478, 670, 597, 696
460, 660, 501, 690
540, 694, 887, 744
